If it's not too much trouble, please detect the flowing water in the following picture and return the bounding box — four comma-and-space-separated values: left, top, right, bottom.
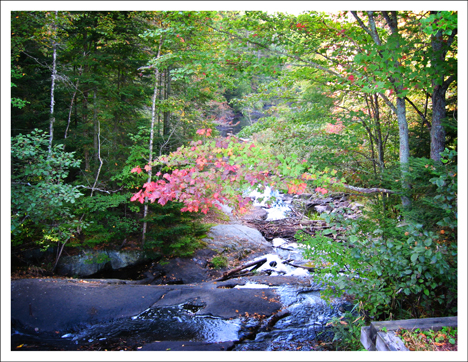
13, 188, 350, 351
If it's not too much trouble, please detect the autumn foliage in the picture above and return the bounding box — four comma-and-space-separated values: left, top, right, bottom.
131, 129, 337, 214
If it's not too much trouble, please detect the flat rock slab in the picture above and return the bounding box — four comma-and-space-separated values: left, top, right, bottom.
140, 340, 234, 351
11, 277, 282, 335
152, 283, 281, 319
11, 278, 169, 333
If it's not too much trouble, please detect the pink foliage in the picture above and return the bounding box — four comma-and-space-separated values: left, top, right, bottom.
325, 120, 344, 134
315, 187, 328, 195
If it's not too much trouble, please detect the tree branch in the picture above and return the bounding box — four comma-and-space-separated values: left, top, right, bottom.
342, 184, 395, 194
404, 97, 431, 129
208, 24, 340, 77
351, 12, 375, 41
75, 185, 123, 194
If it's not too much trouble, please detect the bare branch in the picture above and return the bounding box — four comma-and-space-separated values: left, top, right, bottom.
404, 96, 431, 129
75, 185, 123, 194
343, 184, 395, 194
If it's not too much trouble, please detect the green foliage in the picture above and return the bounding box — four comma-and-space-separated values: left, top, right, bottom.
143, 201, 210, 257
11, 129, 84, 249
392, 150, 458, 238
11, 68, 29, 109
396, 326, 457, 351
210, 255, 228, 269
325, 311, 367, 351
297, 182, 457, 320
84, 252, 111, 265
421, 11, 457, 37
75, 192, 140, 248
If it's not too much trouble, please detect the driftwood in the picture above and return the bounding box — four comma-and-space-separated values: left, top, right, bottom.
284, 261, 315, 271
245, 218, 328, 241
214, 257, 267, 282
343, 184, 395, 194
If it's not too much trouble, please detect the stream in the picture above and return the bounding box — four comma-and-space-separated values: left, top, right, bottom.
11, 187, 354, 351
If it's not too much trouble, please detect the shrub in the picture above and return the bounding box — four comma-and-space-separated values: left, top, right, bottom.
210, 255, 228, 269
297, 152, 457, 321
11, 129, 84, 250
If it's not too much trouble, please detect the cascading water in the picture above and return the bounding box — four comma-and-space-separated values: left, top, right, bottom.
246, 185, 292, 221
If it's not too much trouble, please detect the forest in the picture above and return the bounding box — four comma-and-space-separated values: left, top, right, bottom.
10, 9, 458, 343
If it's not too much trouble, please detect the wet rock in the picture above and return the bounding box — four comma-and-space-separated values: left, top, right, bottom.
11, 278, 170, 333
140, 340, 234, 351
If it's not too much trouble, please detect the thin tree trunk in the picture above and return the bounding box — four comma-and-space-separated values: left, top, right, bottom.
64, 66, 82, 139
48, 11, 58, 157
93, 87, 98, 165
163, 67, 171, 137
372, 94, 385, 170
142, 35, 164, 245
396, 96, 411, 208
90, 118, 103, 197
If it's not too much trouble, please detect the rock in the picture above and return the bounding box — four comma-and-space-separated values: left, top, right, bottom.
314, 204, 332, 214
204, 224, 274, 260
107, 250, 149, 270
240, 206, 268, 221
350, 202, 364, 210
56, 250, 149, 277
11, 277, 282, 341
11, 278, 170, 333
144, 224, 274, 285
150, 249, 219, 285
140, 340, 234, 351
56, 251, 109, 277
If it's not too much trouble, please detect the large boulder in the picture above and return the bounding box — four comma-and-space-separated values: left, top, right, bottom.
56, 250, 149, 277
204, 223, 274, 262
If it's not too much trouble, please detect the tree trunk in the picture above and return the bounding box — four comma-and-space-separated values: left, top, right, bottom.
163, 67, 171, 137
430, 86, 447, 163
93, 87, 98, 165
429, 17, 455, 163
396, 96, 411, 208
372, 94, 385, 170
142, 35, 164, 246
48, 11, 58, 157
64, 66, 82, 139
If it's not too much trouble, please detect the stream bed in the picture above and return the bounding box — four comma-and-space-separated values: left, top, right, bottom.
11, 189, 356, 351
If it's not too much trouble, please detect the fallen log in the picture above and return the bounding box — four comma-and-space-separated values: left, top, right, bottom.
343, 184, 395, 194
284, 261, 315, 271
214, 257, 267, 282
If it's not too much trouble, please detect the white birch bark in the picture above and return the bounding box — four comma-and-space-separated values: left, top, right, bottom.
142, 35, 164, 245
